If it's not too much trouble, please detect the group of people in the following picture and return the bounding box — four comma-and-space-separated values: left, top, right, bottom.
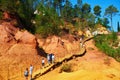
23, 36, 85, 80
42, 53, 55, 68
24, 65, 34, 80
47, 53, 55, 64
24, 53, 55, 79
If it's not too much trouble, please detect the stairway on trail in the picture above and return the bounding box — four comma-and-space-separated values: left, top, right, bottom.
32, 37, 93, 80
33, 48, 85, 79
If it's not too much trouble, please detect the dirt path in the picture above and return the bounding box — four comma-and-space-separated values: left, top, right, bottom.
33, 45, 85, 79
32, 37, 92, 79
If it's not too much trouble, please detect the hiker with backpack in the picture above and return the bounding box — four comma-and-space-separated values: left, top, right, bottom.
24, 68, 29, 80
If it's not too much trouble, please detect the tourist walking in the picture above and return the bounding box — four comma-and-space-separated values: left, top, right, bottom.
52, 54, 55, 63
47, 54, 50, 65
24, 68, 29, 80
29, 64, 34, 80
50, 53, 52, 64
41, 58, 45, 68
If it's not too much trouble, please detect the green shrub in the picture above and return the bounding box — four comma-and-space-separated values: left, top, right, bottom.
60, 63, 72, 72
34, 4, 62, 38
0, 12, 3, 19
94, 33, 120, 62
116, 47, 120, 58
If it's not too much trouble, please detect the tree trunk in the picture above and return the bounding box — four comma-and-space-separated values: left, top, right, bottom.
111, 14, 114, 31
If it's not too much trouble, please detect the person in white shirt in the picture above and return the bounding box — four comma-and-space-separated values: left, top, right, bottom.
52, 54, 55, 64
47, 54, 50, 65
29, 64, 33, 80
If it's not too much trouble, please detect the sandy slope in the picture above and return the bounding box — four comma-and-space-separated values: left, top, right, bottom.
36, 39, 120, 80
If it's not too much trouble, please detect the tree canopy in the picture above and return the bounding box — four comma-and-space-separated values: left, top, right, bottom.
94, 5, 101, 17
104, 5, 119, 31
0, 0, 119, 37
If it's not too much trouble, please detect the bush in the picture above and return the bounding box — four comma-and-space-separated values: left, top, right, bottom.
115, 47, 120, 62
34, 4, 62, 38
60, 63, 72, 72
0, 12, 3, 19
94, 33, 120, 62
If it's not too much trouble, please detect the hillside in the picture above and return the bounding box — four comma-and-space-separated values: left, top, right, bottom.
36, 39, 120, 80
0, 1, 119, 79
0, 21, 43, 80
0, 21, 82, 80
0, 21, 120, 80
0, 18, 119, 80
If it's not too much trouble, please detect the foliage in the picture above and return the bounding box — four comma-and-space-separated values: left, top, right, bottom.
53, 0, 65, 16
60, 63, 72, 72
61, 0, 74, 22
0, 0, 18, 13
93, 5, 101, 27
0, 12, 3, 19
82, 3, 91, 14
73, 0, 82, 18
94, 32, 120, 62
0, 0, 119, 38
95, 17, 110, 29
105, 5, 119, 17
96, 18, 102, 24
77, 0, 83, 8
116, 47, 120, 61
0, 0, 38, 33
93, 5, 101, 17
104, 5, 119, 31
73, 5, 81, 18
34, 4, 62, 38
86, 13, 96, 28
17, 0, 38, 33
80, 3, 96, 29
102, 18, 110, 28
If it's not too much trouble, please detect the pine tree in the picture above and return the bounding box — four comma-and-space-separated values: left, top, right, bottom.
105, 5, 119, 31
0, 0, 38, 33
94, 5, 101, 17
62, 0, 73, 22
